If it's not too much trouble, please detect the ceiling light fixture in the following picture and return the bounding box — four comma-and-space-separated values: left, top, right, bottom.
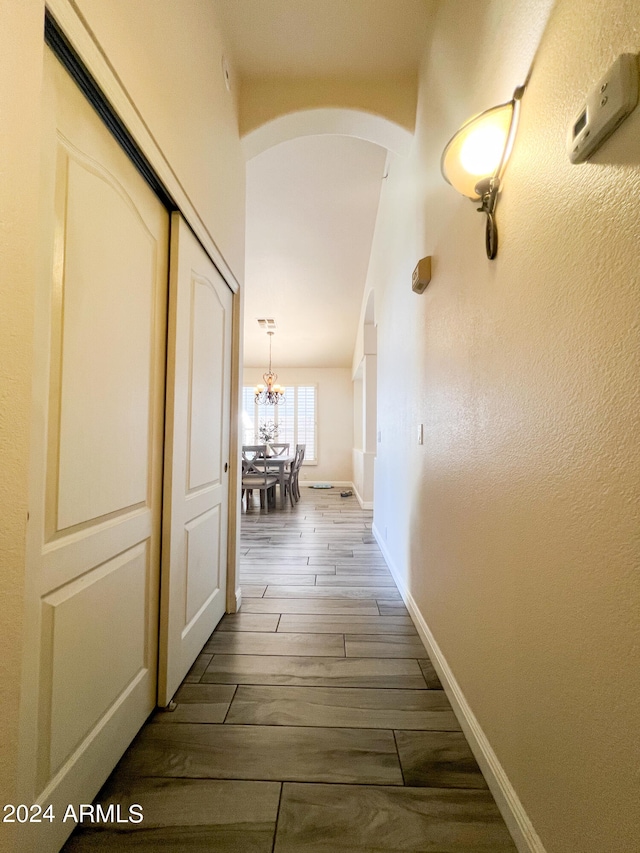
441, 86, 524, 259
254, 331, 285, 405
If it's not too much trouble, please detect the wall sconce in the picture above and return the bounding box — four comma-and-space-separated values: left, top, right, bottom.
441, 86, 524, 259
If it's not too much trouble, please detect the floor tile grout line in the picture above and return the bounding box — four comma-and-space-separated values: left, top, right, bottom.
220, 684, 238, 724
119, 771, 408, 788
392, 730, 407, 786
270, 782, 284, 853
153, 721, 461, 734
201, 683, 436, 692
165, 685, 441, 695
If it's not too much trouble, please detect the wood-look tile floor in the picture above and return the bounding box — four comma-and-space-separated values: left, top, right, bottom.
63, 490, 517, 853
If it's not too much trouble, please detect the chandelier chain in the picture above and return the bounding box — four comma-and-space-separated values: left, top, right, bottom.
254, 331, 285, 405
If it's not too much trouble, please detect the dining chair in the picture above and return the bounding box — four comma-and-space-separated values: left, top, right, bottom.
241, 445, 278, 511
268, 442, 290, 457
293, 443, 306, 501
284, 445, 305, 507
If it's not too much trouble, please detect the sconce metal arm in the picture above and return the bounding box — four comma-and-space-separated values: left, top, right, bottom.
475, 177, 500, 260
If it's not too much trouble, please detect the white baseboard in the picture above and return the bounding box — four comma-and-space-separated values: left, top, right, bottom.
352, 482, 373, 509
302, 481, 373, 507
372, 523, 547, 853
301, 480, 353, 488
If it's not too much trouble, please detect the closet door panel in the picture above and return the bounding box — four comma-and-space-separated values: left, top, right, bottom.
20, 48, 168, 853
159, 213, 232, 705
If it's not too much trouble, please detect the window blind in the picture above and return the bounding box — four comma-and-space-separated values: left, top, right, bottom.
241, 384, 317, 462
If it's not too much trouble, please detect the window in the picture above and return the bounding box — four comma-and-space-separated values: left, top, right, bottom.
242, 385, 317, 462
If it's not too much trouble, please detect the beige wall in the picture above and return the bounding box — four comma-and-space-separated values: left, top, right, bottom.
367, 0, 640, 850
353, 376, 363, 449
0, 1, 245, 844
243, 367, 353, 483
74, 0, 246, 279
0, 1, 44, 840
240, 76, 418, 138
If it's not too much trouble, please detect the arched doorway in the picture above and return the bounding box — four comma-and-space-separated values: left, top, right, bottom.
241, 108, 408, 503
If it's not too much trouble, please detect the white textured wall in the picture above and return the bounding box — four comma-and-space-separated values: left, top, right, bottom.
353, 376, 363, 450
367, 0, 640, 850
243, 367, 353, 483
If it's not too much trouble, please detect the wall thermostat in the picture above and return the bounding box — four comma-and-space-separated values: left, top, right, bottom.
412, 256, 432, 294
568, 53, 639, 163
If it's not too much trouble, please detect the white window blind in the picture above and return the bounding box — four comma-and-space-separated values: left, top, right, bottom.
296, 386, 316, 461
241, 385, 317, 462
241, 387, 256, 445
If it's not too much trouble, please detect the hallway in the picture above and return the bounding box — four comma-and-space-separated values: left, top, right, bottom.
64, 490, 516, 852
3, 4, 638, 852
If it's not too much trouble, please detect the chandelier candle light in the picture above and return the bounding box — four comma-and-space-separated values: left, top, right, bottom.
254, 331, 285, 405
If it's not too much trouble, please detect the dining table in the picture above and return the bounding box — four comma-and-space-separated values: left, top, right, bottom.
264, 453, 295, 509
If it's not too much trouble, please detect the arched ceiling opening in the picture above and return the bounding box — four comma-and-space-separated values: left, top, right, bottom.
242, 108, 413, 161
213, 0, 435, 368
241, 104, 413, 368
243, 132, 387, 368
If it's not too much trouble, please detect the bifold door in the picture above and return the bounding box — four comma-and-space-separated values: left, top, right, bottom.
20, 47, 168, 853
159, 213, 232, 705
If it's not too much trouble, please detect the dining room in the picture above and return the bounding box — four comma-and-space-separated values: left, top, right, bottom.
240, 364, 356, 511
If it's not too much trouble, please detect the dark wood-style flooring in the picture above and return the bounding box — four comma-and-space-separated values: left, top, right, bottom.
64, 489, 516, 852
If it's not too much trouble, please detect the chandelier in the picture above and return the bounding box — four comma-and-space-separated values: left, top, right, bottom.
254, 331, 285, 405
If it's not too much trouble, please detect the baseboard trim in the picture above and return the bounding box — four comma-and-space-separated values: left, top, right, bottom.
301, 480, 353, 488
372, 523, 547, 853
352, 482, 373, 510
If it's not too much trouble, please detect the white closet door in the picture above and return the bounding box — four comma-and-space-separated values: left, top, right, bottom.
20, 48, 168, 853
158, 213, 232, 705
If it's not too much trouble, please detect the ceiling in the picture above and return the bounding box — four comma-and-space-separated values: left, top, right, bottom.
213, 0, 434, 369
244, 134, 387, 367
214, 0, 434, 78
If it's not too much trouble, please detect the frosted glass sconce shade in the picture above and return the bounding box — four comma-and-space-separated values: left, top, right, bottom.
441, 101, 516, 199
440, 88, 523, 258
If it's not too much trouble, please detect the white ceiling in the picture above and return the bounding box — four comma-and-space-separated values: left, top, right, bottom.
244, 134, 387, 367
214, 0, 433, 78
213, 0, 433, 369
